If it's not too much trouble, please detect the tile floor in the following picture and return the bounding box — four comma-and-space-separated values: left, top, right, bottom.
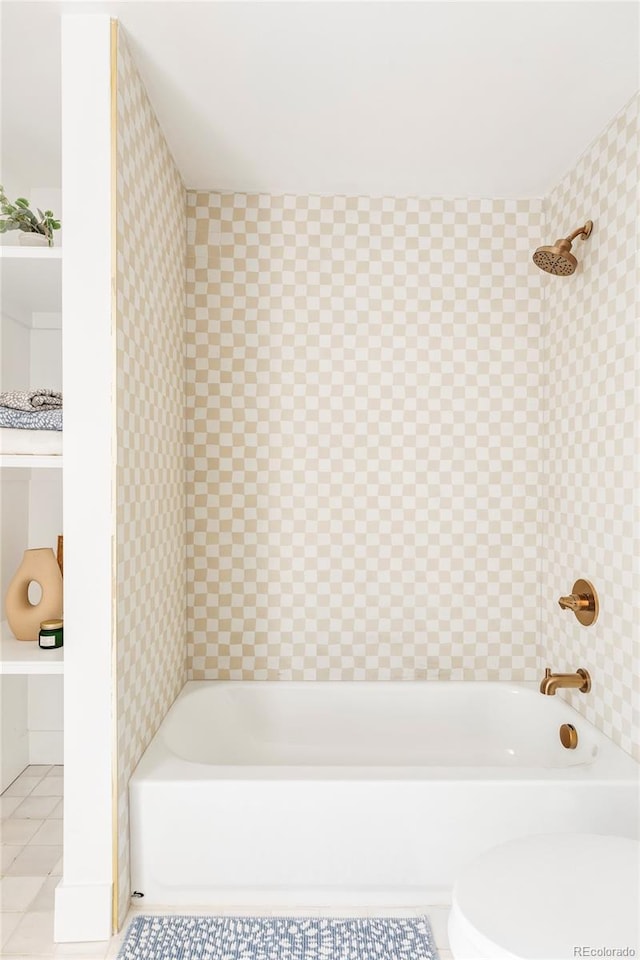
2, 765, 453, 959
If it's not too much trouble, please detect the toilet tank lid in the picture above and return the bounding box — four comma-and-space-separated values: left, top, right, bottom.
451, 834, 640, 959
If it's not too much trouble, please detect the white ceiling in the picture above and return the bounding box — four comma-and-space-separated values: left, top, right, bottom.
1, 1, 639, 198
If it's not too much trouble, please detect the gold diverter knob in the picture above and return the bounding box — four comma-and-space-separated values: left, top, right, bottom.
558, 579, 599, 626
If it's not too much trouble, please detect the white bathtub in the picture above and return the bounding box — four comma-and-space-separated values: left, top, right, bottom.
129, 681, 639, 907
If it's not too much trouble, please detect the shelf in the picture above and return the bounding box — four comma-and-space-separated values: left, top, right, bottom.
1, 455, 63, 469
1, 246, 62, 317
1, 622, 63, 675
0, 245, 62, 259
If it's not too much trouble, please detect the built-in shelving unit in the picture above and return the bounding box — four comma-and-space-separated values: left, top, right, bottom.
1, 230, 64, 789
0, 234, 64, 659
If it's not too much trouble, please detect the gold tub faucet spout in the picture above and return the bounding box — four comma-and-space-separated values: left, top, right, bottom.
539, 668, 591, 696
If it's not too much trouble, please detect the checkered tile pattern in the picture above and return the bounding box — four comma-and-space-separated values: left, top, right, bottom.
186, 194, 544, 681
539, 93, 639, 761
115, 27, 186, 926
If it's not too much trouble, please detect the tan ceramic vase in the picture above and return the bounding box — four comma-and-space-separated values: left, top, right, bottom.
5, 548, 63, 641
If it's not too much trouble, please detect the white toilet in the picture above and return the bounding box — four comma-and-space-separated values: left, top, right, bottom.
448, 834, 639, 959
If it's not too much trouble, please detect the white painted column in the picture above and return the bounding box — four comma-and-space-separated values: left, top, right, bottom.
55, 15, 114, 943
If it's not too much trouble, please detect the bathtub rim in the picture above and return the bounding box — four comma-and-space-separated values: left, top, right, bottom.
130, 679, 640, 784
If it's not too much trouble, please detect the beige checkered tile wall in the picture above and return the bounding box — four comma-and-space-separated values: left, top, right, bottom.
186, 194, 544, 681
539, 93, 639, 760
115, 27, 186, 926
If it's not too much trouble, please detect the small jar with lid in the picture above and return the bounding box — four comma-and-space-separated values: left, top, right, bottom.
39, 619, 63, 649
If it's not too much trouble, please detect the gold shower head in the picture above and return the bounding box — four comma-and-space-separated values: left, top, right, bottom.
532, 220, 593, 276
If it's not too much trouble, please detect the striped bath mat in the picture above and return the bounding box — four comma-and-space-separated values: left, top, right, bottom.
117, 914, 439, 959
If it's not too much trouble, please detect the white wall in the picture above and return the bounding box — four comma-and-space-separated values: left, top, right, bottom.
28, 675, 63, 764
0, 468, 30, 610
30, 314, 62, 390
0, 667, 62, 793
0, 304, 31, 792
0, 675, 28, 792
55, 13, 114, 943
0, 312, 30, 389
0, 312, 31, 599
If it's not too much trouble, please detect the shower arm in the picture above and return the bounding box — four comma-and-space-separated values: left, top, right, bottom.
565, 221, 593, 243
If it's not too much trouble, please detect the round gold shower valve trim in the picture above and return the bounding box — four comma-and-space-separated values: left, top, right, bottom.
558, 579, 599, 626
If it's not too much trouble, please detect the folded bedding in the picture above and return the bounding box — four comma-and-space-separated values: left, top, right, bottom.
0, 408, 62, 431
0, 427, 62, 455
0, 389, 62, 411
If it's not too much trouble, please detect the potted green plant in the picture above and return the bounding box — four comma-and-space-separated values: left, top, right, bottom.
0, 185, 61, 247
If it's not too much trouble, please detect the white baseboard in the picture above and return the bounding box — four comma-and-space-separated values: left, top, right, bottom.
54, 881, 112, 942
